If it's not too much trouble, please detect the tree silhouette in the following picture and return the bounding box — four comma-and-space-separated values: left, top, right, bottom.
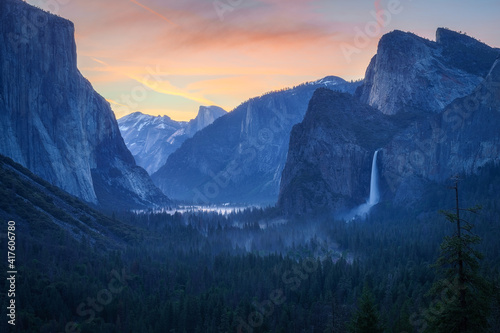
425, 178, 492, 332
348, 286, 384, 333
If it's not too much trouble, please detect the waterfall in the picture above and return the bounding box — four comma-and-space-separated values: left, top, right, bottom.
345, 149, 381, 220
367, 149, 380, 206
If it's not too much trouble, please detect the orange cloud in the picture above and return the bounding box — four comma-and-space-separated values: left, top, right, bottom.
88, 57, 215, 106
127, 73, 215, 106
30, 0, 379, 120
106, 98, 129, 107
26, 0, 500, 124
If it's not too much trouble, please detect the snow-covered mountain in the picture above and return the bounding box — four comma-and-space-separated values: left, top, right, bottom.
118, 106, 227, 174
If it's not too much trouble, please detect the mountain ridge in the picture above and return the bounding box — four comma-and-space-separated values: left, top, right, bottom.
151, 76, 362, 204
0, 154, 143, 248
118, 106, 227, 174
355, 28, 499, 115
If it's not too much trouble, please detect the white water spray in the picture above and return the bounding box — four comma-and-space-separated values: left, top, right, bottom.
346, 149, 381, 220
367, 149, 380, 206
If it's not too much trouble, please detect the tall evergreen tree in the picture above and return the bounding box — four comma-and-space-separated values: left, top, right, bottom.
348, 286, 384, 333
425, 179, 492, 333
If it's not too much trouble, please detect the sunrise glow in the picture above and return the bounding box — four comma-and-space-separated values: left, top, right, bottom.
27, 0, 500, 121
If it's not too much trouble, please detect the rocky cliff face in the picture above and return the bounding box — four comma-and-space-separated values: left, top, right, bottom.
277, 89, 409, 214
380, 57, 500, 204
356, 28, 498, 115
278, 35, 499, 215
152, 77, 362, 204
185, 105, 227, 135
118, 106, 226, 174
0, 0, 167, 209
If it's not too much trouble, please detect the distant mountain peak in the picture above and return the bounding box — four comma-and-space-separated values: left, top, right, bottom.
356, 28, 498, 115
123, 111, 173, 122
189, 106, 227, 133
435, 27, 500, 77
436, 27, 484, 46
311, 76, 347, 86
379, 29, 429, 44
198, 105, 227, 114
118, 106, 227, 174
151, 78, 363, 204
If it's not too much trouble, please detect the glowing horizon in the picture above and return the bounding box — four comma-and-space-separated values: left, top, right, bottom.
27, 0, 500, 121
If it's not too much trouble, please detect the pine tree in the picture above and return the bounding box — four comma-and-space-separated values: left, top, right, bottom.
348, 286, 384, 333
425, 179, 492, 332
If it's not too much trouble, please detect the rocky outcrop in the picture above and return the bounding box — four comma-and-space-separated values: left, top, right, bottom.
356, 28, 498, 115
185, 105, 227, 135
278, 28, 500, 215
278, 55, 500, 215
277, 89, 407, 214
118, 106, 226, 174
152, 77, 362, 204
380, 57, 500, 204
0, 0, 167, 209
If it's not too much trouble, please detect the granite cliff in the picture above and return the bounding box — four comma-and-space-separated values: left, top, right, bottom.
278, 30, 499, 215
356, 28, 498, 115
380, 57, 500, 205
277, 89, 412, 214
0, 0, 167, 209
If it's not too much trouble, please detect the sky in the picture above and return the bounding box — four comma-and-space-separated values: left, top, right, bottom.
27, 0, 500, 121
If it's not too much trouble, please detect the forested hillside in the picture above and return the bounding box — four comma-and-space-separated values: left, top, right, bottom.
2, 158, 499, 332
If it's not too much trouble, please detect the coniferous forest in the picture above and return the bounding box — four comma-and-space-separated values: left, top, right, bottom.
1, 156, 499, 333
